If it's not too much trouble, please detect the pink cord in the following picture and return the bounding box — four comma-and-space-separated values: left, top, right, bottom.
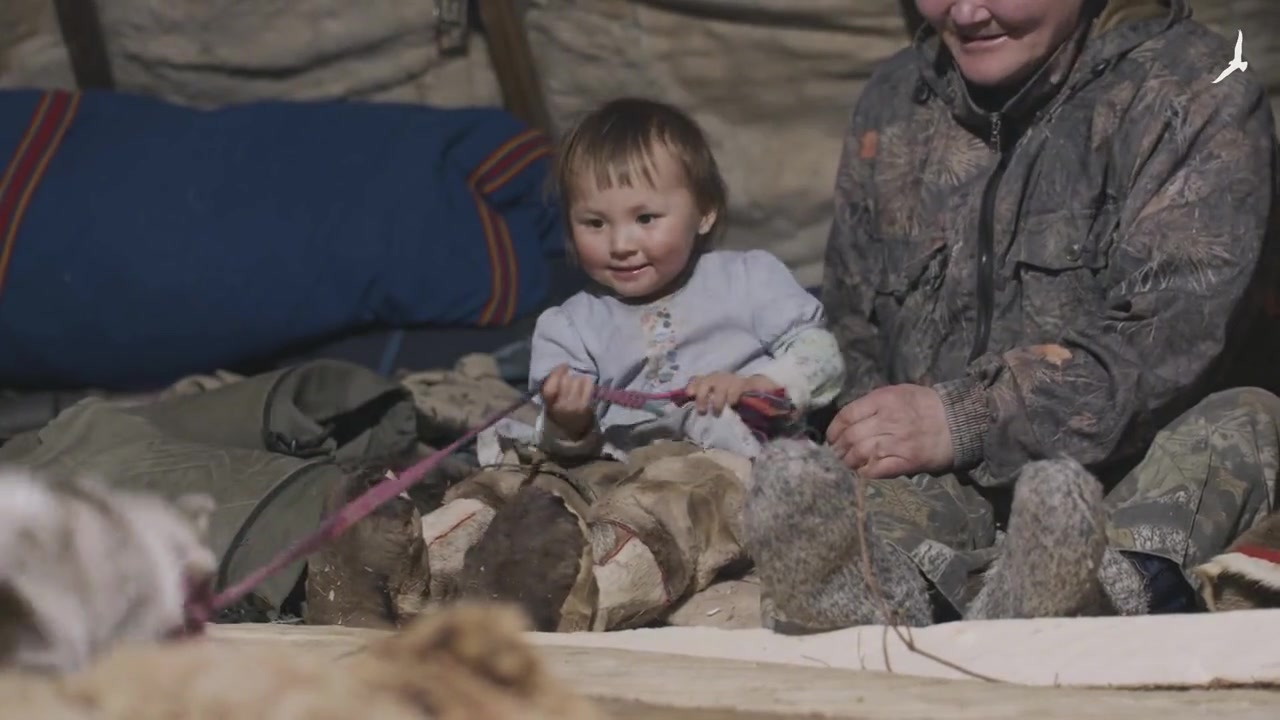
183, 380, 797, 630
593, 386, 690, 409
185, 390, 537, 627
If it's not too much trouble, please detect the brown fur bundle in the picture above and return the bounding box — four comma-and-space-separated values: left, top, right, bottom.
0, 603, 606, 720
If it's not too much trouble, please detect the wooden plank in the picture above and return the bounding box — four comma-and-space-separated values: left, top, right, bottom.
476, 0, 553, 135
207, 622, 1280, 718
530, 608, 1280, 688
50, 0, 113, 88
542, 646, 1280, 719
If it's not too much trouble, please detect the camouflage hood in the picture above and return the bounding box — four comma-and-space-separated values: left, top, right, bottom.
821, 0, 1278, 485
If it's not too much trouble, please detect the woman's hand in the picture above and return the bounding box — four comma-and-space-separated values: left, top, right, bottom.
686, 373, 781, 415
826, 384, 954, 478
540, 364, 596, 439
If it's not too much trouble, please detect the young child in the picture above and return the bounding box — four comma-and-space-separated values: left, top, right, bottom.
421, 98, 845, 632
525, 96, 845, 461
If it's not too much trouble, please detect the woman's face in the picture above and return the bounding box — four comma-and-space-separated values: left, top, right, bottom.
915, 0, 1088, 88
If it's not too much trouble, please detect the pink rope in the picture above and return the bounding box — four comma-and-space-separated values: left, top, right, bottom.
183, 381, 796, 631
185, 390, 537, 628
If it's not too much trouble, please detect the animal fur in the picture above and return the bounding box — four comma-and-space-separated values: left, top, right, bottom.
305, 466, 432, 628
455, 485, 593, 632
742, 438, 932, 632
0, 602, 606, 720
0, 466, 217, 674
966, 457, 1109, 620
1192, 509, 1280, 611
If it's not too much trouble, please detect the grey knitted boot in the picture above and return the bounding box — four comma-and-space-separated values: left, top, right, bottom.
966, 457, 1109, 620
743, 438, 932, 633
1097, 547, 1154, 615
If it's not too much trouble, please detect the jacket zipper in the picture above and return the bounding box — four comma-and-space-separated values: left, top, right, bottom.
970, 113, 1006, 363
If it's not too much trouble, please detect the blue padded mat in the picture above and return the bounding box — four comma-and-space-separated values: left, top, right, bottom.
0, 89, 564, 390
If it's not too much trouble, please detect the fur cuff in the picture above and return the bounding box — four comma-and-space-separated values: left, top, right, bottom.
534, 407, 604, 458
1192, 544, 1280, 611
932, 378, 989, 471
754, 356, 812, 412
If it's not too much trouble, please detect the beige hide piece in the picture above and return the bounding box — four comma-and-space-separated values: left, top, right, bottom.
1, 0, 1278, 282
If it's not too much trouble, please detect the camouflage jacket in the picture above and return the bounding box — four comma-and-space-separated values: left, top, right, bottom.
823, 0, 1280, 485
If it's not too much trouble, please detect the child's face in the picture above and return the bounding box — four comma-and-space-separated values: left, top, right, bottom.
568, 145, 717, 300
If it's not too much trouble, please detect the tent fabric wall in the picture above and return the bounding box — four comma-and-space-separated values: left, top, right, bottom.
2, 0, 1277, 286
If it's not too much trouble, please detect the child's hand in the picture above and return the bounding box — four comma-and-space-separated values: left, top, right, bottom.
540, 364, 596, 439
685, 373, 781, 416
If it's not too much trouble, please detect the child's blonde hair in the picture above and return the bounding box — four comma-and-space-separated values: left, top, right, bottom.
552, 98, 728, 260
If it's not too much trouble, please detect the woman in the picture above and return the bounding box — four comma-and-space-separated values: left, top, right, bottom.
744, 0, 1280, 630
